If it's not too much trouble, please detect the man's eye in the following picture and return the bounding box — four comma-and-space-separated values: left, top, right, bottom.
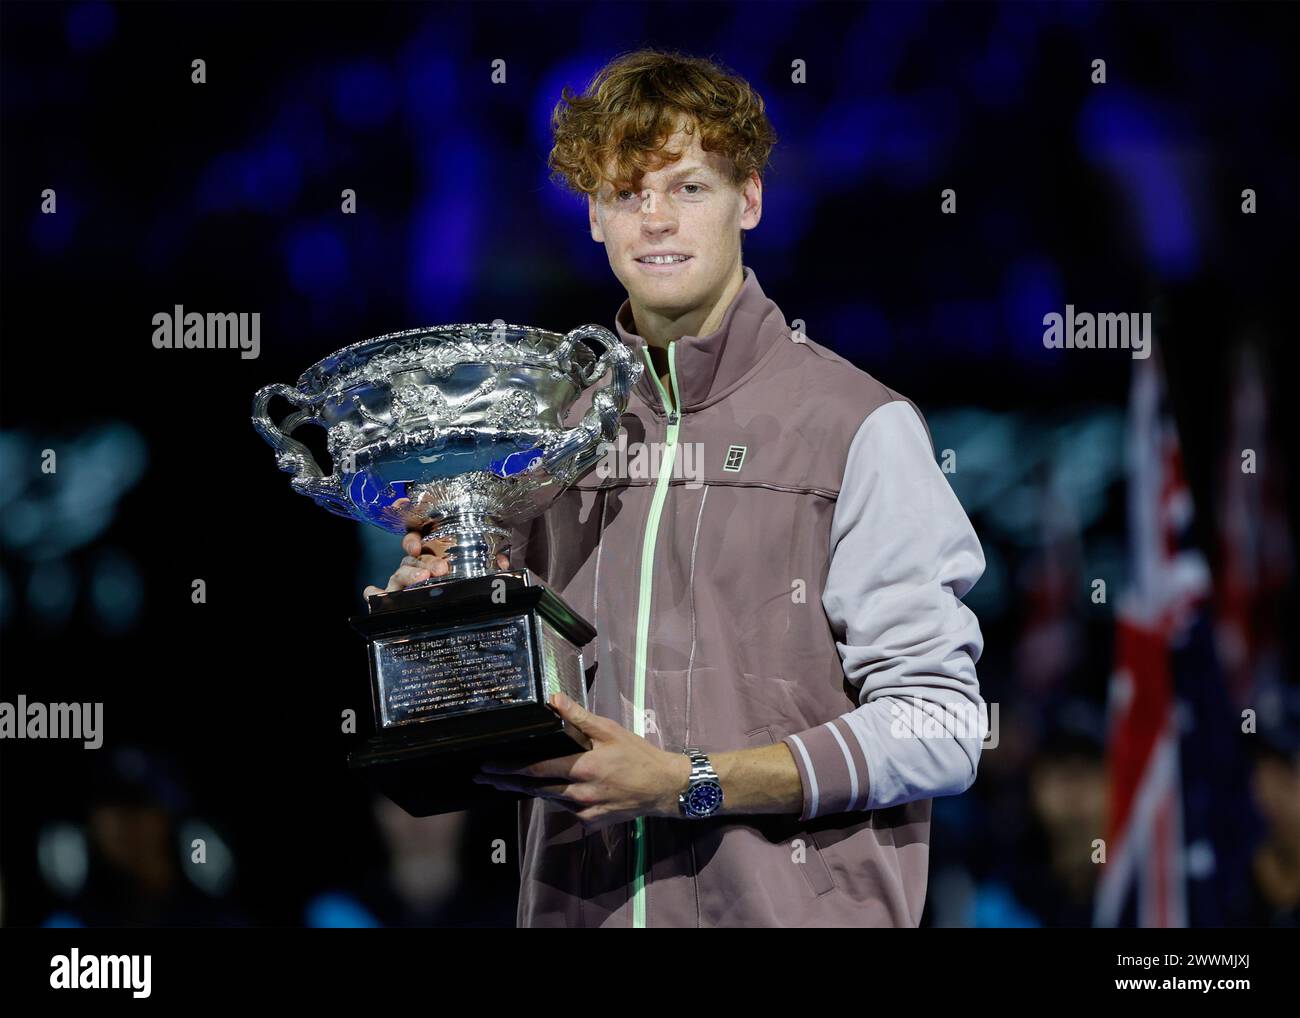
614, 190, 637, 202
680, 184, 704, 195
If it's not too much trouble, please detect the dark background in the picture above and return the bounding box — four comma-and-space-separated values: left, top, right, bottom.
1, 0, 1296, 927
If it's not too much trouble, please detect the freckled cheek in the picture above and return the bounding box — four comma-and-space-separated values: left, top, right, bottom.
693, 208, 735, 242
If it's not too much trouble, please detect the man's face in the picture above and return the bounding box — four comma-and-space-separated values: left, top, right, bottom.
588, 125, 761, 320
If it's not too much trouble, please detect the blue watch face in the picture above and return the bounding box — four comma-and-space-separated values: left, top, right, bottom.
686, 782, 723, 816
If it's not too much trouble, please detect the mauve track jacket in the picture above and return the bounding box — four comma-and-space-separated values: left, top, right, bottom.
509, 267, 986, 927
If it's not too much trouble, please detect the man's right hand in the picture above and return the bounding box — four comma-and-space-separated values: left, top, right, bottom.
362, 532, 511, 600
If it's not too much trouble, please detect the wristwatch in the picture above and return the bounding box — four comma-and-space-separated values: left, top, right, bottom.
677, 747, 724, 819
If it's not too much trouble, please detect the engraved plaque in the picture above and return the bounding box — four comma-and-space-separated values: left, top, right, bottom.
373, 615, 536, 728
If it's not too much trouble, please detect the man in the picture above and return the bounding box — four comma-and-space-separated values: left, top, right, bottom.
365, 49, 986, 927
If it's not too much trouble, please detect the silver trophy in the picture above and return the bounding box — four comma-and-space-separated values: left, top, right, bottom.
252, 321, 642, 816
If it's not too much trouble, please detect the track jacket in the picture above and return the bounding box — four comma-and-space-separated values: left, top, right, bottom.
509, 266, 986, 927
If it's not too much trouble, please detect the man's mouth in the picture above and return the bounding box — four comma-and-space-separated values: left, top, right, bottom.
635, 254, 692, 265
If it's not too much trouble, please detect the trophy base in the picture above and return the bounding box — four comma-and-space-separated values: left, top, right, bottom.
346, 725, 589, 817
347, 568, 596, 817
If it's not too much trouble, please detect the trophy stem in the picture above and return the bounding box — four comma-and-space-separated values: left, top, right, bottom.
428, 514, 511, 580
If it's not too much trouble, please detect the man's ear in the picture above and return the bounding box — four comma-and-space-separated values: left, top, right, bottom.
588, 194, 605, 243
740, 171, 763, 232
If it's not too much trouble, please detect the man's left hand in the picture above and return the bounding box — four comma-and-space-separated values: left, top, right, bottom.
473, 693, 691, 831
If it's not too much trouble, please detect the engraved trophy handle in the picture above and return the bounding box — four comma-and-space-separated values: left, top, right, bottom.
543, 325, 643, 479
251, 383, 352, 517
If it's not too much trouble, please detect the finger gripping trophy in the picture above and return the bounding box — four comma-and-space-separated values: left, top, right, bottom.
252, 321, 642, 816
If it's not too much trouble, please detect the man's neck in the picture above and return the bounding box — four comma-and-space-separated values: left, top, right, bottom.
630, 262, 745, 351
631, 262, 745, 404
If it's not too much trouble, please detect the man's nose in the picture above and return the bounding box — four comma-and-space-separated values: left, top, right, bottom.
641, 192, 677, 232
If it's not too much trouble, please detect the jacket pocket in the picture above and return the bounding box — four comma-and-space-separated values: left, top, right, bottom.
747, 726, 836, 897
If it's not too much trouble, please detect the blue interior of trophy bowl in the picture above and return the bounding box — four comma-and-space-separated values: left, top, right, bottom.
339, 427, 565, 533
375, 429, 544, 482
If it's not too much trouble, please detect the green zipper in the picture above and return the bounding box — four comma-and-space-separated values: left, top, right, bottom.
630, 341, 680, 929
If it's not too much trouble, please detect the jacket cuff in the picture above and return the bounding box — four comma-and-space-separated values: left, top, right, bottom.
780, 717, 871, 822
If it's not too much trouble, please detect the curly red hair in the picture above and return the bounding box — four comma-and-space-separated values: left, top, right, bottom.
548, 49, 778, 197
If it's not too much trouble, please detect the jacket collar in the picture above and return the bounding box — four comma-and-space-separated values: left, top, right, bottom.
612, 266, 787, 413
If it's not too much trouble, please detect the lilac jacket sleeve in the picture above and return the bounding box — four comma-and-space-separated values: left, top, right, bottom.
779, 399, 986, 821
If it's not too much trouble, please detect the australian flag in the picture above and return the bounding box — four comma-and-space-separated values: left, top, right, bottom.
1093, 348, 1254, 927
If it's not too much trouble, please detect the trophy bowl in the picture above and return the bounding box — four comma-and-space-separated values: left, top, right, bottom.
252, 321, 642, 815
253, 321, 641, 579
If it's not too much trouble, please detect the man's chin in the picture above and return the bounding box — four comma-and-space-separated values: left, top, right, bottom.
625, 280, 702, 316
